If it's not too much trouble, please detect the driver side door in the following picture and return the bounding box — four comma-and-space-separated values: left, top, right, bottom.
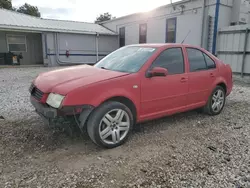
140, 47, 189, 120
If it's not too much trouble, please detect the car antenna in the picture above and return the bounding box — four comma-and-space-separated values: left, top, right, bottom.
181, 30, 191, 44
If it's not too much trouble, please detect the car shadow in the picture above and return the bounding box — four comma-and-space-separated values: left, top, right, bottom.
132, 109, 202, 134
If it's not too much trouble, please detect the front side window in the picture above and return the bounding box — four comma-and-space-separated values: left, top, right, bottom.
151, 48, 184, 75
7, 35, 27, 52
95, 46, 156, 73
187, 48, 207, 72
139, 23, 147, 44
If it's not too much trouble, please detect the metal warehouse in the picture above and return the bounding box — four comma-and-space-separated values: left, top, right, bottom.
0, 0, 250, 66
0, 8, 118, 66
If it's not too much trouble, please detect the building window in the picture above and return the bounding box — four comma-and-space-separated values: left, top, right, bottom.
166, 18, 177, 43
139, 23, 147, 44
119, 27, 125, 47
7, 35, 27, 52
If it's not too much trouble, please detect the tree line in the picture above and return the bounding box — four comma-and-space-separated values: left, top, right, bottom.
0, 0, 40, 17
1, 0, 115, 22
95, 12, 115, 23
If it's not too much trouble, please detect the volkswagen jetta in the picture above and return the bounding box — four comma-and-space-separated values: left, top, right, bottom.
30, 44, 233, 148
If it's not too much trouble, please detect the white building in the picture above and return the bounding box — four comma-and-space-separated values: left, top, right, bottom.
102, 0, 250, 54
0, 0, 250, 66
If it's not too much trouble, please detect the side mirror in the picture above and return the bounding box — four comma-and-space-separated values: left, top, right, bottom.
146, 67, 168, 78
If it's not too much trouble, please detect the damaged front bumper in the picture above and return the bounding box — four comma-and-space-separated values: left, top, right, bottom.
30, 97, 94, 130
30, 96, 58, 119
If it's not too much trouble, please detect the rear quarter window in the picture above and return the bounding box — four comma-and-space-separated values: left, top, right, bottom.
186, 48, 207, 72
187, 48, 217, 72
203, 53, 216, 69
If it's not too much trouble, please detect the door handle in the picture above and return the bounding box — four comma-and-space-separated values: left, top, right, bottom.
210, 73, 215, 77
180, 77, 188, 83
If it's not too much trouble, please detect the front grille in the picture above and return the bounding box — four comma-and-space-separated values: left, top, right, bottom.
29, 83, 35, 93
29, 83, 44, 101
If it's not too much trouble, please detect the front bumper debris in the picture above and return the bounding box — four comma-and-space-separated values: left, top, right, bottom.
30, 96, 94, 131
30, 96, 57, 119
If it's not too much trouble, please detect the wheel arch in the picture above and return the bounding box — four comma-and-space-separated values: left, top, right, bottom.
100, 96, 138, 124
213, 76, 227, 94
207, 78, 227, 104
79, 95, 138, 131
216, 82, 227, 93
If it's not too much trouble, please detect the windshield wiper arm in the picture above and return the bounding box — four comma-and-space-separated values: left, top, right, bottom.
100, 66, 109, 70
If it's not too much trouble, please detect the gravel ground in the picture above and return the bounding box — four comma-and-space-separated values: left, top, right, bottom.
0, 67, 250, 188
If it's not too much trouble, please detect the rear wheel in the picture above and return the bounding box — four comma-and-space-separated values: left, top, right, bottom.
204, 86, 226, 115
87, 101, 133, 148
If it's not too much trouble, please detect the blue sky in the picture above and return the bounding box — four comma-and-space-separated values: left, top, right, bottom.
12, 0, 181, 22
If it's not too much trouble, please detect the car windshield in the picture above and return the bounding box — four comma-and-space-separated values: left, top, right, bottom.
94, 46, 156, 73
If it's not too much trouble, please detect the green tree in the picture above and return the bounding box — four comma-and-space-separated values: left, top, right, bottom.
0, 0, 13, 10
95, 12, 115, 23
17, 3, 41, 17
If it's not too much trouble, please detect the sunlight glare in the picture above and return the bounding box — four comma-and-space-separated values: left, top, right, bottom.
132, 0, 181, 13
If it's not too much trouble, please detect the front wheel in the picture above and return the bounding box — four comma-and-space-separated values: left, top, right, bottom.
204, 86, 226, 116
87, 101, 133, 148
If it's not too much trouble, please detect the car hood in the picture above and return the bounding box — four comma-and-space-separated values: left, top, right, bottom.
34, 65, 129, 95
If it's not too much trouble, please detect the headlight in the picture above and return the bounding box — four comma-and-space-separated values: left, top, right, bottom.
46, 93, 65, 108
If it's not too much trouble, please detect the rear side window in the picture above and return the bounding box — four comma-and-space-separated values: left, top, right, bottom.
151, 48, 184, 75
203, 53, 216, 69
187, 48, 207, 72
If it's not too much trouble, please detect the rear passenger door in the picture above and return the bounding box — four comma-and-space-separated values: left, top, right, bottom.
185, 48, 217, 106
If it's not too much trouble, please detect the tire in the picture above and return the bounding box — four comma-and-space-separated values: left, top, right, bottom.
203, 86, 226, 116
87, 101, 134, 148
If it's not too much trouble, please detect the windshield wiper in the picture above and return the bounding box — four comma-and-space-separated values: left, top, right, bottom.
100, 66, 109, 70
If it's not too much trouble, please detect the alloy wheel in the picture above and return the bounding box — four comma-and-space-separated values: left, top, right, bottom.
99, 109, 130, 145
211, 89, 225, 113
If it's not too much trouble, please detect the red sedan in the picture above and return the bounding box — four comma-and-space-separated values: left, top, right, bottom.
30, 44, 233, 148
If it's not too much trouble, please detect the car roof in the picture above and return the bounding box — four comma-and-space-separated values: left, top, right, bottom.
127, 43, 202, 49
126, 43, 218, 61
